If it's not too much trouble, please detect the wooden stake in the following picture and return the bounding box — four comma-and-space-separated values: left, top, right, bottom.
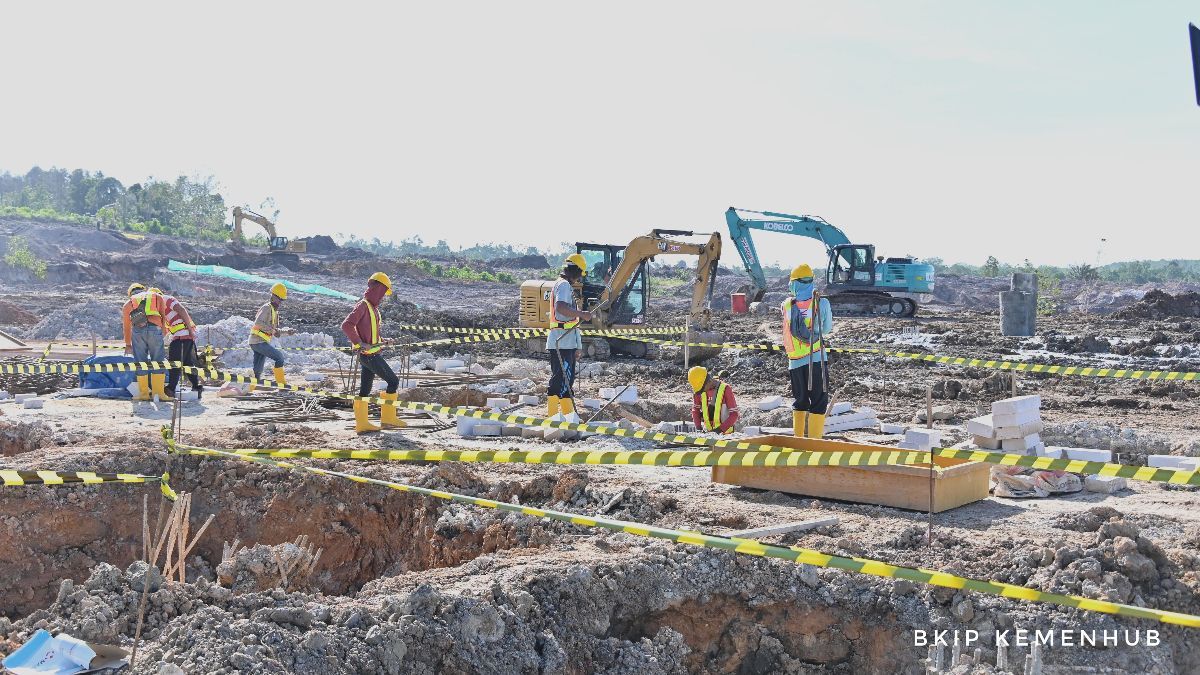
165, 514, 215, 581
926, 385, 934, 547
141, 494, 150, 562
684, 315, 690, 371
1011, 371, 1018, 398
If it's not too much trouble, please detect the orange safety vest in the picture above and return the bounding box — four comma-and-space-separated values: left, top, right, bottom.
699, 381, 729, 433
781, 297, 823, 360
360, 300, 382, 354
129, 291, 162, 328
251, 304, 277, 342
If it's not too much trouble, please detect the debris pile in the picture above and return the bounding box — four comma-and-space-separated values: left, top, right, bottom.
28, 300, 124, 340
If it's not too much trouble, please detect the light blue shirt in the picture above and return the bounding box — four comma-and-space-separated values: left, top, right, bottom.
545, 278, 582, 350
787, 296, 833, 369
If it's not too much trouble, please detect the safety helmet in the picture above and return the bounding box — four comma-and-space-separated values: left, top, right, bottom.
789, 264, 814, 282
128, 282, 146, 297
148, 287, 162, 294
687, 366, 709, 393
564, 253, 588, 274
369, 271, 393, 296
271, 282, 288, 300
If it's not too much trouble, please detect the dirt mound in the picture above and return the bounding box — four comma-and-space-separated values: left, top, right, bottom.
299, 235, 338, 254
0, 300, 38, 325
490, 254, 549, 269
143, 239, 201, 256
29, 299, 123, 340
1115, 289, 1200, 320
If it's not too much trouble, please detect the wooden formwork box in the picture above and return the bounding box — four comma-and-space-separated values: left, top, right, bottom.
711, 435, 990, 513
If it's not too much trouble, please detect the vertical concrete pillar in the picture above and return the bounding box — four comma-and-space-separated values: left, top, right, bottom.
1000, 273, 1037, 336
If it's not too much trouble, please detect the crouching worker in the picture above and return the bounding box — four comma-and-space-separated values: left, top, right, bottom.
341, 272, 403, 433
782, 264, 833, 438
248, 282, 294, 392
689, 366, 738, 434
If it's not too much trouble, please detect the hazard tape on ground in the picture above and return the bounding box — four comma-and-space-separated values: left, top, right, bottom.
168, 365, 1200, 487
392, 325, 687, 336
41, 342, 126, 351
169, 443, 931, 469
0, 360, 178, 375
172, 440, 1200, 628
0, 470, 177, 500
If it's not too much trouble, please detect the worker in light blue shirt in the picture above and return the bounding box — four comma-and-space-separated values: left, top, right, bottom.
780, 263, 833, 438
546, 253, 593, 419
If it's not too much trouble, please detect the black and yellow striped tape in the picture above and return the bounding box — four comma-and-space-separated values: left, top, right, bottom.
391, 325, 687, 336
173, 442, 1200, 628
0, 470, 177, 500
0, 360, 177, 375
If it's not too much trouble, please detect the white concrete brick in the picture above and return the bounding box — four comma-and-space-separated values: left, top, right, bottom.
973, 435, 1002, 450
903, 429, 942, 450
991, 395, 1041, 416
435, 358, 466, 373
1063, 447, 1112, 463
756, 396, 785, 411
1001, 433, 1041, 452
829, 401, 853, 416
826, 410, 875, 425
741, 426, 762, 436
22, 398, 44, 409
995, 419, 1043, 440
179, 390, 199, 401
581, 398, 605, 409
469, 363, 488, 375
0, 390, 10, 399
991, 408, 1040, 428
1147, 455, 1200, 470
518, 394, 539, 406
1085, 475, 1127, 494
469, 424, 503, 437
1036, 446, 1063, 459
444, 367, 469, 375
455, 416, 479, 435
14, 393, 34, 403
304, 373, 326, 382
879, 423, 906, 435
501, 425, 525, 437
543, 428, 565, 442
486, 397, 510, 411
520, 427, 545, 440
965, 415, 996, 438
824, 417, 879, 433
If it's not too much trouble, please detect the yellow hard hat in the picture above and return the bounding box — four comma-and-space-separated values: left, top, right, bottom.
128, 282, 146, 297
148, 287, 162, 294
565, 253, 588, 274
790, 264, 814, 282
687, 366, 709, 393
369, 271, 393, 295
271, 282, 288, 300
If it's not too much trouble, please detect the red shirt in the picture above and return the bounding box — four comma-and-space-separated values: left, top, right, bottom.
341, 298, 381, 348
692, 382, 739, 433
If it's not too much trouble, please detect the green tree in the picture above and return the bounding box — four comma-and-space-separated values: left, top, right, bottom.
1069, 263, 1100, 281
3, 235, 47, 279
982, 256, 1000, 277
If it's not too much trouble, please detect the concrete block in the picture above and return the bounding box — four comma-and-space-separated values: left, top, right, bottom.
581, 398, 605, 409
455, 416, 479, 435
742, 426, 762, 436
825, 417, 878, 433
756, 396, 785, 412
965, 415, 995, 438
903, 428, 942, 450
0, 390, 9, 399
1085, 475, 1127, 494
598, 385, 638, 403
829, 401, 853, 416
617, 419, 636, 430
1012, 271, 1038, 292
991, 395, 1041, 416
22, 398, 44, 409
1063, 447, 1112, 463
520, 427, 545, 440
469, 363, 488, 375
435, 358, 466, 373
544, 428, 565, 442
1147, 455, 1200, 471
972, 435, 1002, 450
879, 423, 906, 435
179, 390, 199, 401
1001, 433, 1041, 453
992, 408, 1040, 428
1036, 446, 1063, 459
501, 425, 525, 437
486, 397, 510, 411
1000, 286, 1037, 337
14, 393, 34, 403
517, 394, 539, 406
304, 373, 326, 382
468, 424, 503, 437
995, 419, 1043, 440
916, 405, 955, 423
444, 366, 469, 375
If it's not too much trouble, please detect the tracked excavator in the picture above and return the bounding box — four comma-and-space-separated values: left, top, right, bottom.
520, 230, 723, 359
230, 207, 307, 260
726, 206, 934, 317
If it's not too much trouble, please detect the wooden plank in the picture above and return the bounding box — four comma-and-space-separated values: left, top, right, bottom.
727, 517, 839, 538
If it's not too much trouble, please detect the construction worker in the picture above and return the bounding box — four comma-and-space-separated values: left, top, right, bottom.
122, 283, 168, 400
688, 366, 739, 434
782, 264, 834, 438
248, 282, 294, 391
160, 291, 200, 399
341, 272, 403, 433
546, 253, 592, 420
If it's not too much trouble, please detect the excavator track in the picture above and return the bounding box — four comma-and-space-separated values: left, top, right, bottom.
826, 292, 917, 318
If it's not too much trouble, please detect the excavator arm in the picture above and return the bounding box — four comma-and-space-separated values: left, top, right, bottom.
231, 206, 278, 244
593, 229, 721, 328
725, 206, 850, 301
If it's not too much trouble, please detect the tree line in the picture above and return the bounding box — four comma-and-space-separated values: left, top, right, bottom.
921, 256, 1200, 284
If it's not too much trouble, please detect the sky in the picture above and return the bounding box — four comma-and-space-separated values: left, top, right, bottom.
1, 1, 1197, 268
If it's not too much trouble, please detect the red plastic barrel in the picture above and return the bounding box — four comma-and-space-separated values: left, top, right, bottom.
731, 293, 748, 314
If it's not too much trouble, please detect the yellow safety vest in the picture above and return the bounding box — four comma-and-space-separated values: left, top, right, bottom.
361, 301, 382, 354
699, 381, 729, 433
251, 304, 277, 342
781, 297, 823, 360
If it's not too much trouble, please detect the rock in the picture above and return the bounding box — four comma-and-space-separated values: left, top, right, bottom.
126, 561, 162, 593
915, 405, 955, 423
1084, 475, 1127, 494
950, 596, 974, 622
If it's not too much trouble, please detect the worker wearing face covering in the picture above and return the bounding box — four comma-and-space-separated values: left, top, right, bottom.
780, 264, 834, 438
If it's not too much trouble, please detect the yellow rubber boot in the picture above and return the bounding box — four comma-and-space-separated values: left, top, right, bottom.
380, 392, 407, 428
808, 413, 826, 439
150, 373, 168, 399
134, 375, 151, 401
354, 399, 381, 434
560, 398, 575, 415
546, 395, 560, 417
273, 366, 287, 387
792, 410, 807, 438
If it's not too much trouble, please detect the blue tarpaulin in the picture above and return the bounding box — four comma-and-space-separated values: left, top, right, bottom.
167, 260, 357, 301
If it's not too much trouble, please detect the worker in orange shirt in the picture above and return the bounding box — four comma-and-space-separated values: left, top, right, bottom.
122, 283, 168, 400
340, 272, 403, 433
688, 366, 739, 434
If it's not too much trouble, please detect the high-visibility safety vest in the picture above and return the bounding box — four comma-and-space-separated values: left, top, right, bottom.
129, 291, 162, 328
251, 304, 277, 342
781, 297, 823, 360
549, 279, 581, 330
360, 300, 382, 354
699, 381, 729, 433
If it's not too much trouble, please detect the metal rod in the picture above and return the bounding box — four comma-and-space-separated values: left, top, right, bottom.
926, 384, 934, 547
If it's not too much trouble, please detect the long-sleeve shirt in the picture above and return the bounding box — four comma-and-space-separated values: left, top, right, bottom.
341, 298, 381, 349
162, 294, 195, 342
692, 382, 739, 433
787, 296, 834, 369
250, 303, 278, 345
122, 291, 167, 347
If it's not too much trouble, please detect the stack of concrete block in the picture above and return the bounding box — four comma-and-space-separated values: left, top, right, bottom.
965, 395, 1044, 454
822, 404, 879, 434
897, 428, 942, 451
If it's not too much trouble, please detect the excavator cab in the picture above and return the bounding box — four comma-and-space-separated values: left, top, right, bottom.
575, 242, 647, 325
827, 244, 876, 287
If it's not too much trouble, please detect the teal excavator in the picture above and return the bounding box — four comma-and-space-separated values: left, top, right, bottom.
725, 206, 935, 317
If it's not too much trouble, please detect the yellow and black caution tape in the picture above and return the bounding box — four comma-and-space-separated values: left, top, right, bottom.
39, 342, 125, 351
0, 470, 177, 500
168, 365, 1200, 487
170, 443, 930, 469
173, 441, 1200, 628
0, 360, 178, 375
391, 324, 687, 336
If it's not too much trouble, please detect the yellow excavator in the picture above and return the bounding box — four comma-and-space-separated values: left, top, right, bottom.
520, 229, 723, 358
230, 206, 307, 254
